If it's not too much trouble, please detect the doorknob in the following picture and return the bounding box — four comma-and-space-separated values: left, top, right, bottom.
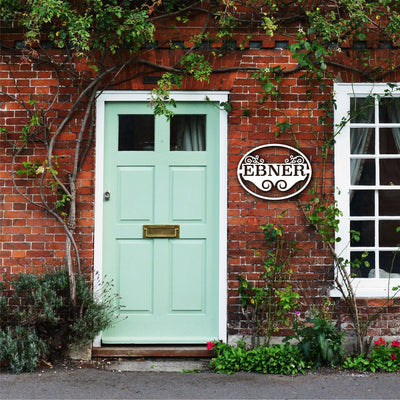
104, 190, 111, 201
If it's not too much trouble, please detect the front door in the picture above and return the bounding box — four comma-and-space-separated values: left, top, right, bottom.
101, 100, 220, 343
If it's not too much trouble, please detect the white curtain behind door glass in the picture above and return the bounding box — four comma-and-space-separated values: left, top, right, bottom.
181, 115, 206, 151
172, 115, 206, 151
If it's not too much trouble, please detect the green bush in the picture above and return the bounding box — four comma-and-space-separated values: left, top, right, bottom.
210, 341, 245, 374
243, 344, 308, 374
285, 302, 345, 368
0, 326, 47, 374
210, 341, 308, 375
0, 269, 118, 373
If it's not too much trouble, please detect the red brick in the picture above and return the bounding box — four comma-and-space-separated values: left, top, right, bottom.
0, 18, 397, 339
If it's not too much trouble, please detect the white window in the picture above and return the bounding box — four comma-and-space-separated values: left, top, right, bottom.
335, 83, 400, 297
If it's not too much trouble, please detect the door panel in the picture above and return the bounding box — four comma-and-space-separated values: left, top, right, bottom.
118, 167, 154, 221
170, 239, 205, 311
102, 101, 220, 343
170, 167, 206, 221
118, 240, 153, 312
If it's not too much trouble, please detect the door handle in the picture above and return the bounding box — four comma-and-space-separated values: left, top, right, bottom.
104, 190, 111, 201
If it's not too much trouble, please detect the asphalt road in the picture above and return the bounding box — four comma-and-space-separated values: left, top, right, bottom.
1, 363, 400, 400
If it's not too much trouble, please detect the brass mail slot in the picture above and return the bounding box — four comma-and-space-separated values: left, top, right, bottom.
143, 225, 180, 238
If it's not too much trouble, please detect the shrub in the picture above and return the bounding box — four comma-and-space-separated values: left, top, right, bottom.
0, 269, 118, 373
285, 301, 345, 368
0, 326, 47, 374
210, 341, 308, 375
209, 341, 245, 374
243, 344, 308, 375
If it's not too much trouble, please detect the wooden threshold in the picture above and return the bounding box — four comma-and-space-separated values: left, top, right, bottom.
92, 345, 214, 358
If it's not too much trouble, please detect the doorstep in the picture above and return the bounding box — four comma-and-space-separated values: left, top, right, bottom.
104, 358, 211, 372
92, 345, 214, 358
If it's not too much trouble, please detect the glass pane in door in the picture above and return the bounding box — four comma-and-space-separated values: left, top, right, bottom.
170, 115, 206, 151
119, 115, 155, 151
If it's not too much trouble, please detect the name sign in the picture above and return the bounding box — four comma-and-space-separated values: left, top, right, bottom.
237, 144, 312, 200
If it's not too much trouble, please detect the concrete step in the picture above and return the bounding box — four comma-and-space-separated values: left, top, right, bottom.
105, 358, 211, 372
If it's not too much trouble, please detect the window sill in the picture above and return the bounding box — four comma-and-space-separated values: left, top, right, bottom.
329, 279, 400, 298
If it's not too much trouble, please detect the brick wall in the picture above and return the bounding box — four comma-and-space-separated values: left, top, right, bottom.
1, 23, 400, 338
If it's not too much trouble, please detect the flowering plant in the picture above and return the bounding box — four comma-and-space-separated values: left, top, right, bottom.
206, 341, 215, 351
368, 338, 400, 371
343, 338, 400, 372
374, 337, 386, 346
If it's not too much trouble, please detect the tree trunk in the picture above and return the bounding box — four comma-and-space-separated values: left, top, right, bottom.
66, 236, 77, 307
66, 177, 77, 306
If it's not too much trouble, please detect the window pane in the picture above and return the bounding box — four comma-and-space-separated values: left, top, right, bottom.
350, 251, 374, 278
170, 115, 206, 151
118, 115, 155, 151
350, 220, 375, 247
379, 220, 400, 246
350, 97, 375, 123
379, 159, 400, 185
379, 190, 400, 216
379, 98, 400, 123
351, 159, 375, 185
350, 190, 374, 216
379, 128, 400, 154
379, 251, 400, 276
350, 128, 374, 154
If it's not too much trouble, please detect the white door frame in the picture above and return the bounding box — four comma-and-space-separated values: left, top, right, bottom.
93, 91, 228, 346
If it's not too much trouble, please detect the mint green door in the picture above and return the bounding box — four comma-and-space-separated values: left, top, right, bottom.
101, 101, 220, 343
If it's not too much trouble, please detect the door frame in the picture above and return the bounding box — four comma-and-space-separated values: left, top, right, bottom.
93, 91, 228, 346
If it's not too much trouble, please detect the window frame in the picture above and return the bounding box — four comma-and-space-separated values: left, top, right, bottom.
334, 82, 400, 298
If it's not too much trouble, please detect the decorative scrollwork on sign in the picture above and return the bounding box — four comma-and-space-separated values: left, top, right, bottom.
261, 180, 273, 191
236, 144, 312, 201
244, 155, 265, 164
276, 180, 288, 191
285, 155, 304, 164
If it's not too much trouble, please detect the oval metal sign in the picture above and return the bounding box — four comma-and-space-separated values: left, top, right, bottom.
237, 144, 312, 200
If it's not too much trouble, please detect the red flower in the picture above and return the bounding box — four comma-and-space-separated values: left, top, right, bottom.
206, 341, 214, 350
392, 340, 400, 347
390, 352, 396, 360
374, 337, 386, 346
